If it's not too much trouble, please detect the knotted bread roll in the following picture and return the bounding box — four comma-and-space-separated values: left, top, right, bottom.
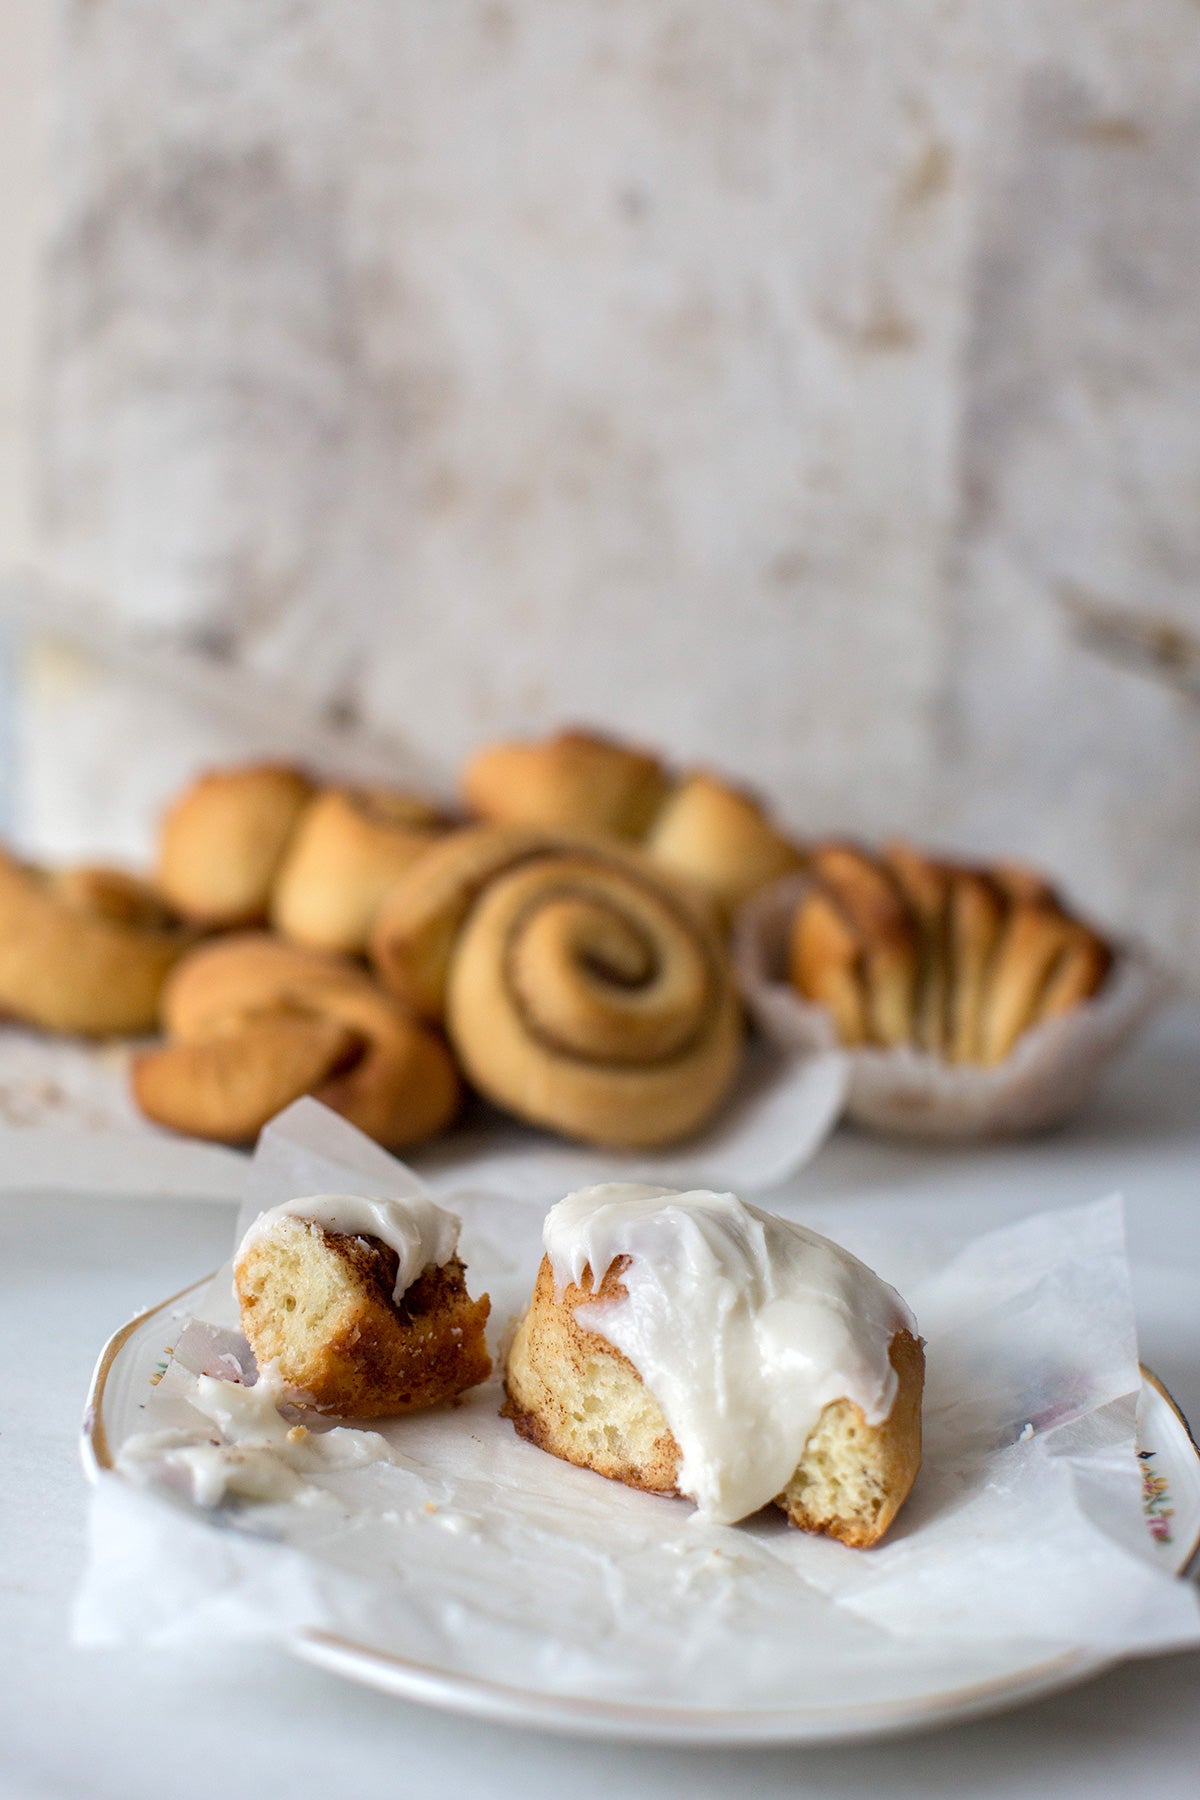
462, 729, 802, 920
132, 934, 460, 1148
0, 850, 192, 1036
371, 828, 742, 1148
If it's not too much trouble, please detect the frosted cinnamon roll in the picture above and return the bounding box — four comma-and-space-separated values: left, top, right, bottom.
234, 1192, 491, 1417
371, 828, 742, 1148
504, 1184, 923, 1545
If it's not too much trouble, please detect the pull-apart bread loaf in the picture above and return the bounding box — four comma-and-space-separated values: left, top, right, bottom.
463, 729, 803, 919
370, 826, 743, 1148
504, 1184, 923, 1546
790, 842, 1112, 1064
132, 934, 459, 1149
234, 1192, 490, 1417
156, 762, 449, 952
0, 849, 192, 1036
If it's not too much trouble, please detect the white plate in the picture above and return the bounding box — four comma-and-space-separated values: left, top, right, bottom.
82, 1278, 1200, 1747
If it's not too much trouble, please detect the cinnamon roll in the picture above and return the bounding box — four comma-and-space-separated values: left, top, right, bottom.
156, 763, 316, 927
371, 828, 742, 1148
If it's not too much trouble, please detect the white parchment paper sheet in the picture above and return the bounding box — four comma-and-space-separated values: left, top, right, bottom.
0, 1028, 846, 1201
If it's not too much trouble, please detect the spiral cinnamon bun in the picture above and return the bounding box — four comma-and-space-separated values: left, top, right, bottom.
371, 828, 742, 1148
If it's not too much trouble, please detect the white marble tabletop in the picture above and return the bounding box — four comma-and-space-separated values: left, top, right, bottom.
3, 1009, 1200, 1800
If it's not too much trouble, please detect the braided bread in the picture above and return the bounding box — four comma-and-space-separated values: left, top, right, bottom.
370, 828, 742, 1148
132, 934, 460, 1148
0, 849, 191, 1036
790, 842, 1112, 1065
462, 729, 802, 919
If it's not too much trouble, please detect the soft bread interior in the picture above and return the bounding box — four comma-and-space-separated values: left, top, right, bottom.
235, 1216, 491, 1418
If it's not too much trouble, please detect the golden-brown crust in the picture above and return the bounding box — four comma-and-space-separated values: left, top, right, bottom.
790, 842, 1113, 1066
132, 1009, 362, 1143
463, 729, 671, 842
444, 842, 743, 1148
645, 771, 804, 920
132, 933, 460, 1148
883, 842, 952, 1055
0, 848, 191, 1037
502, 1256, 682, 1495
235, 1225, 491, 1418
503, 1254, 923, 1546
788, 888, 870, 1045
800, 845, 920, 1048
156, 763, 316, 927
462, 728, 800, 918
944, 868, 1007, 1063
369, 825, 567, 1020
270, 784, 449, 954
371, 824, 743, 1148
977, 902, 1111, 1066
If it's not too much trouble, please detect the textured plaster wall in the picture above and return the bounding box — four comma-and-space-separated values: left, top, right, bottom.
21, 0, 1200, 979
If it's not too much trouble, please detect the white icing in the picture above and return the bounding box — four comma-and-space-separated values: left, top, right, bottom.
542, 1183, 915, 1526
234, 1192, 461, 1306
117, 1373, 390, 1507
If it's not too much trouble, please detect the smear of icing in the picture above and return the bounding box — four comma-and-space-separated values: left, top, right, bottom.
543, 1183, 915, 1525
117, 1373, 391, 1508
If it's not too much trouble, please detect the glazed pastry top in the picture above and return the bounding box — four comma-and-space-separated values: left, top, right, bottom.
236, 1191, 461, 1307
543, 1182, 915, 1524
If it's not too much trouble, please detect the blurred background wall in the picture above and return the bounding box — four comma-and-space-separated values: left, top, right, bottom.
2, 2, 1199, 978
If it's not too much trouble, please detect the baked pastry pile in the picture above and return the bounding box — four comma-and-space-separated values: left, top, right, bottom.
0, 731, 1128, 1152
369, 826, 742, 1148
790, 842, 1113, 1063
465, 729, 803, 918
